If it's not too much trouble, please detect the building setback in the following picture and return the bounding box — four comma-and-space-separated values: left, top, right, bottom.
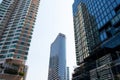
0, 0, 40, 80
48, 33, 66, 80
72, 0, 120, 80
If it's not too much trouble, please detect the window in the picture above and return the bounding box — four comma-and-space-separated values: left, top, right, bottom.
1, 50, 7, 54
5, 42, 10, 45
20, 42, 25, 45
7, 54, 13, 57
24, 56, 27, 60
12, 41, 18, 44
108, 13, 112, 19
9, 49, 15, 52
0, 55, 6, 58
10, 45, 16, 48
100, 30, 107, 41
116, 0, 120, 4
14, 37, 19, 40
3, 46, 9, 49
111, 11, 116, 16
113, 2, 117, 8
16, 55, 20, 59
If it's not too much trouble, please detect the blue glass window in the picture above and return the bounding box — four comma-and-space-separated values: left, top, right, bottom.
111, 11, 116, 16
100, 30, 107, 41
113, 2, 117, 8
105, 16, 109, 22
110, 0, 114, 3
116, 0, 120, 4
106, 9, 110, 14
104, 4, 108, 9
100, 34, 104, 41
108, 13, 112, 19
109, 6, 113, 10
100, 21, 104, 27
108, 1, 111, 5
104, 11, 107, 16
97, 24, 100, 29
103, 18, 106, 25
103, 0, 106, 4
101, 14, 104, 19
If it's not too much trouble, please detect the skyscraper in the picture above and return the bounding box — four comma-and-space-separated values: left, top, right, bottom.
67, 67, 70, 80
0, 0, 40, 80
72, 0, 120, 80
73, 2, 100, 65
48, 33, 66, 80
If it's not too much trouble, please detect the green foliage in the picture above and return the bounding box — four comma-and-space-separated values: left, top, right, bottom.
19, 72, 24, 76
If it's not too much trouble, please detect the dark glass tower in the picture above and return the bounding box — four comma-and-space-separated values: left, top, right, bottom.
72, 0, 120, 80
0, 0, 40, 80
48, 33, 66, 80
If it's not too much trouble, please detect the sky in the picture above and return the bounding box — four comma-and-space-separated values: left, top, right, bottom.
0, 0, 75, 80
0, 0, 2, 3
26, 0, 76, 80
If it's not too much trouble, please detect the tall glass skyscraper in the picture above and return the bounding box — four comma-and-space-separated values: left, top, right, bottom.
67, 67, 70, 80
72, 0, 120, 80
48, 33, 66, 80
0, 0, 40, 80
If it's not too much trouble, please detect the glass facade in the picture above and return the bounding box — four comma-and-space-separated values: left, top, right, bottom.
73, 0, 120, 44
48, 33, 66, 80
67, 67, 70, 80
73, 1, 100, 65
0, 0, 40, 80
72, 0, 120, 80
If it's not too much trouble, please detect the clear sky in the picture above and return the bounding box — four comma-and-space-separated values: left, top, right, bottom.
26, 0, 76, 80
0, 0, 2, 4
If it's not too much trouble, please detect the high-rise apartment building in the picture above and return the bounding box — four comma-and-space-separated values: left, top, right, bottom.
72, 0, 120, 80
0, 0, 40, 80
48, 33, 66, 80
